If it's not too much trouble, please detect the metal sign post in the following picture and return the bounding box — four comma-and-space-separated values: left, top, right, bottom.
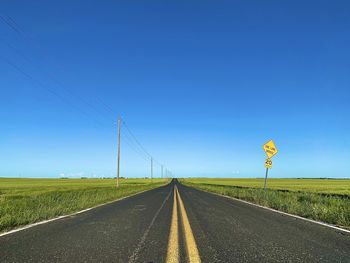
264, 168, 269, 191
116, 117, 121, 188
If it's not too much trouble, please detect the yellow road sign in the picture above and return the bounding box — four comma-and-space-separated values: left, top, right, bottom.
263, 140, 278, 158
265, 158, 272, 169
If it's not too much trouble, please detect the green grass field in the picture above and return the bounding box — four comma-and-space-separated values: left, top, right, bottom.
181, 178, 350, 195
181, 178, 350, 229
0, 178, 168, 233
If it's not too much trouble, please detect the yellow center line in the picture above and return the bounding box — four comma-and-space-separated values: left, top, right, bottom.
176, 185, 201, 263
166, 186, 179, 263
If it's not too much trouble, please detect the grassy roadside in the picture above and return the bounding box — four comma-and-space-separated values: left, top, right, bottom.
179, 178, 350, 195
0, 178, 169, 233
180, 179, 350, 229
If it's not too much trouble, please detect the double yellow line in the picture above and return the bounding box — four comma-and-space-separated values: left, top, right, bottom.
166, 185, 201, 263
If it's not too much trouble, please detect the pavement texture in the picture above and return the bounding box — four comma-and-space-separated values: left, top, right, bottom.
1, 179, 349, 263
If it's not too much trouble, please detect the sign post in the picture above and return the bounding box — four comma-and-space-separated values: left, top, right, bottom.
263, 140, 278, 191
264, 167, 268, 190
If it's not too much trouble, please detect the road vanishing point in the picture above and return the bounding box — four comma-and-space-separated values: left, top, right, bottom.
1, 179, 350, 262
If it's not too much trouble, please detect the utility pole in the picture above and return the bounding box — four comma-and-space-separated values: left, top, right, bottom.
151, 157, 153, 180
161, 165, 164, 179
116, 117, 121, 188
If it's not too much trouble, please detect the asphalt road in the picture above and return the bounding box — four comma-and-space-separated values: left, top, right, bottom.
1, 179, 350, 262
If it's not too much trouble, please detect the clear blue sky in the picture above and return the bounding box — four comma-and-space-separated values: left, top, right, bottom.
1, 1, 350, 178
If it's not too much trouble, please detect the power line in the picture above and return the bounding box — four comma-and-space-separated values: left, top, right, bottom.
0, 56, 108, 128
0, 15, 23, 36
122, 119, 165, 168
121, 119, 167, 166
121, 133, 150, 162
1, 15, 173, 178
1, 15, 117, 125
2, 40, 115, 125
122, 120, 152, 158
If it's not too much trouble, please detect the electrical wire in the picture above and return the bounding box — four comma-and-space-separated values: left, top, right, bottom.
1, 14, 171, 176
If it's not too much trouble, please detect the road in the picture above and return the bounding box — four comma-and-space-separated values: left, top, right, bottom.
1, 179, 350, 262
